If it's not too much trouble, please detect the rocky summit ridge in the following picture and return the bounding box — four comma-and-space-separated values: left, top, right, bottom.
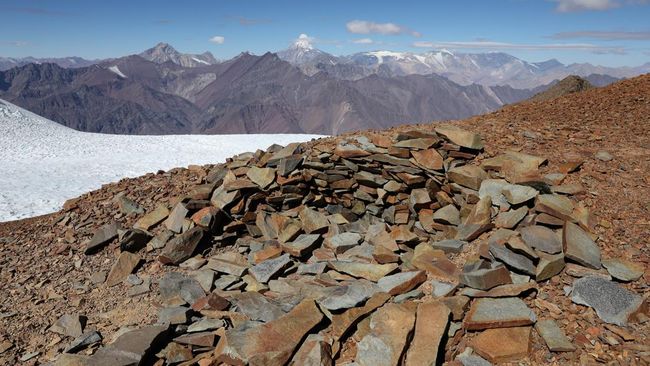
0, 74, 649, 365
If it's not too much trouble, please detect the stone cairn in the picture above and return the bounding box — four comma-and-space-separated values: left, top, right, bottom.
57, 125, 646, 365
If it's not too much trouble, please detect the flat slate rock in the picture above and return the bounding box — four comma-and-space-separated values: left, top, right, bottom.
159, 227, 205, 265
489, 244, 536, 275
213, 299, 324, 366
87, 325, 169, 366
377, 270, 427, 295
519, 225, 562, 254
85, 222, 120, 254
464, 297, 536, 330
571, 276, 644, 326
472, 326, 531, 363
249, 253, 291, 283
602, 258, 644, 282
535, 319, 575, 352
355, 303, 416, 366
563, 221, 601, 269
404, 301, 450, 366
231, 292, 285, 322
319, 280, 380, 311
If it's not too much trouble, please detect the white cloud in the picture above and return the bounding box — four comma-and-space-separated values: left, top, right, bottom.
412, 40, 626, 54
551, 0, 619, 12
346, 20, 419, 37
209, 36, 225, 44
352, 38, 375, 44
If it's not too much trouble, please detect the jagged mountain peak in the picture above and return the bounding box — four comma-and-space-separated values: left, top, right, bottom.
139, 42, 218, 68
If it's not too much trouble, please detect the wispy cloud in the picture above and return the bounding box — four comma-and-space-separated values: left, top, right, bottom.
550, 0, 649, 12
412, 40, 627, 54
550, 30, 650, 40
154, 19, 173, 25
352, 38, 375, 44
0, 40, 29, 47
346, 20, 420, 37
209, 36, 225, 44
551, 0, 619, 12
0, 6, 70, 16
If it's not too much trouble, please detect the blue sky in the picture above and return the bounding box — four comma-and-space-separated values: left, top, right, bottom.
1, 0, 649, 66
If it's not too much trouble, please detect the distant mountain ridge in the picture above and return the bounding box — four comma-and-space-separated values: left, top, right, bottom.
276, 42, 647, 89
138, 42, 218, 68
2, 41, 646, 88
0, 52, 538, 135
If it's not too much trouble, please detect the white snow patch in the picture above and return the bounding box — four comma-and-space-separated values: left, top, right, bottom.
108, 65, 127, 78
192, 57, 210, 65
0, 99, 323, 222
366, 50, 407, 64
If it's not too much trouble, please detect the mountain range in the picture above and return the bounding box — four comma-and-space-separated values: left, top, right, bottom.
0, 42, 643, 135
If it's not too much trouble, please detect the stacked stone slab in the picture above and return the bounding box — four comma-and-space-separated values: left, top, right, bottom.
69, 126, 645, 365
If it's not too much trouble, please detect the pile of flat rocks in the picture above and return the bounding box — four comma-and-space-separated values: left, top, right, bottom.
55, 125, 647, 365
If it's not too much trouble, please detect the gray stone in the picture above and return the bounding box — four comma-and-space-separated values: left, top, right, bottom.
464, 297, 536, 330
158, 306, 189, 325
377, 271, 427, 295
433, 204, 461, 225
192, 270, 215, 292
246, 166, 276, 189
64, 330, 102, 353
231, 292, 285, 322
134, 205, 170, 231
299, 207, 329, 234
282, 234, 321, 257
325, 232, 362, 254
502, 185, 538, 205
461, 266, 513, 290
187, 318, 225, 333
164, 202, 189, 233
119, 229, 152, 252
85, 222, 120, 254
117, 195, 144, 215
494, 207, 527, 229
432, 239, 467, 254
206, 252, 249, 276
448, 165, 488, 190
297, 262, 327, 275
88, 325, 169, 366
535, 319, 575, 352
159, 227, 205, 265
602, 258, 644, 282
50, 314, 85, 338
563, 221, 601, 269
105, 252, 141, 287
249, 253, 291, 283
435, 125, 484, 150
479, 179, 510, 209
571, 276, 644, 326
430, 279, 458, 297
489, 244, 536, 275
159, 272, 206, 306
318, 280, 379, 311
520, 225, 562, 254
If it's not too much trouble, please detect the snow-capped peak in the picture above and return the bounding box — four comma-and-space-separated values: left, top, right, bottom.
293, 34, 314, 50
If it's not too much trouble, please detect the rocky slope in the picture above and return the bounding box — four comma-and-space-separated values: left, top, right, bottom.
528, 75, 593, 103
0, 75, 648, 365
